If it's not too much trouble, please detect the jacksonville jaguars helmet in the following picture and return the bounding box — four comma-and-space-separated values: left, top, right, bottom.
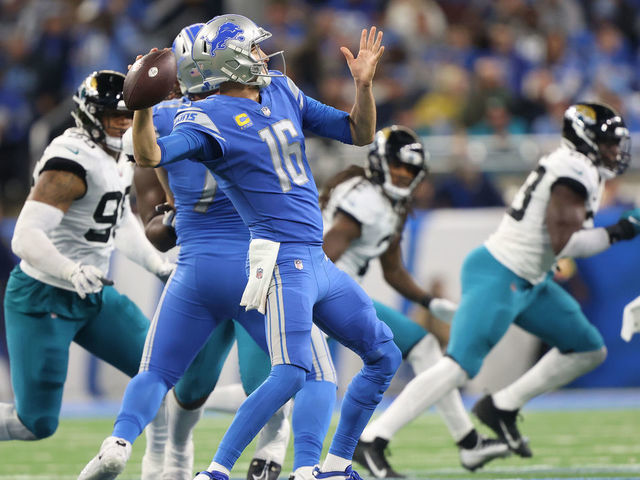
366, 125, 429, 201
562, 102, 631, 178
71, 70, 131, 152
191, 14, 285, 90
173, 23, 211, 95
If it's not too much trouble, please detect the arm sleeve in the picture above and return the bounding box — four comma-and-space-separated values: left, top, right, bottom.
285, 76, 352, 144
157, 127, 222, 166
113, 200, 167, 275
302, 95, 352, 144
11, 200, 77, 279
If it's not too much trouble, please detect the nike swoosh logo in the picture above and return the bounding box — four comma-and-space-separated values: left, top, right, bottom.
498, 419, 521, 449
363, 451, 387, 478
65, 146, 79, 155
252, 466, 269, 480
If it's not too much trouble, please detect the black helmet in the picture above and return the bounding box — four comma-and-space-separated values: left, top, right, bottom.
562, 102, 631, 177
71, 70, 131, 151
366, 125, 429, 201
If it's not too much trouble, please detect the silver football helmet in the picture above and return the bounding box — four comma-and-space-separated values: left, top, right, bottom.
191, 14, 285, 90
366, 125, 429, 201
173, 23, 210, 95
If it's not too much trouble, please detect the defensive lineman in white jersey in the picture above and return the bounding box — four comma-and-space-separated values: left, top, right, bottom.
358, 103, 640, 463
319, 126, 508, 476
1, 70, 173, 479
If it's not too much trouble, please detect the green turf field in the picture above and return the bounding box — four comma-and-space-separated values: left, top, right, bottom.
1, 410, 639, 479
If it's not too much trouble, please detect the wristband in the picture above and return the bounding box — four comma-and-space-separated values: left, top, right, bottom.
419, 295, 433, 309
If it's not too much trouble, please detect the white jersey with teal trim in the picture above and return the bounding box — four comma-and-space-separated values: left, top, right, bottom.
485, 145, 603, 284
20, 127, 133, 290
322, 176, 401, 282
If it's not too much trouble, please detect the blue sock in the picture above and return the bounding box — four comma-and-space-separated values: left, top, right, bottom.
214, 364, 305, 469
112, 370, 171, 443
328, 341, 401, 459
292, 380, 337, 469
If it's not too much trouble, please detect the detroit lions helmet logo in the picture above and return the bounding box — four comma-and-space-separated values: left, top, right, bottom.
209, 22, 245, 57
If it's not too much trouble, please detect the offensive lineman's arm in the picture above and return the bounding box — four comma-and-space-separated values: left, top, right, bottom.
133, 166, 177, 252
342, 27, 384, 146
322, 211, 362, 262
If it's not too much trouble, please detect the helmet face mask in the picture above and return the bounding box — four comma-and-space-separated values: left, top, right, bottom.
191, 14, 286, 91
173, 23, 209, 95
71, 70, 131, 152
562, 103, 631, 178
366, 126, 429, 201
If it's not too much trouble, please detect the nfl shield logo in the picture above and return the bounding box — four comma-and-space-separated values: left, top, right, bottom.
294, 259, 303, 270
261, 106, 271, 117
256, 267, 263, 279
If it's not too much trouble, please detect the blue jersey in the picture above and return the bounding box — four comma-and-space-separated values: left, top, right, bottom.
160, 74, 352, 244
153, 97, 249, 249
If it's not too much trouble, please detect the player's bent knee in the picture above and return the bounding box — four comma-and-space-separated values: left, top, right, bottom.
583, 346, 607, 367
364, 340, 402, 379
27, 415, 58, 439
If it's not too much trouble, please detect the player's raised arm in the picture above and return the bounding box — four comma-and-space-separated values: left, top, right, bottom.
342, 27, 384, 146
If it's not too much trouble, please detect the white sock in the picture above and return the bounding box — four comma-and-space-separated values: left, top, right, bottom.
142, 396, 168, 479
405, 336, 473, 443
0, 403, 37, 440
321, 453, 350, 472
253, 400, 292, 464
493, 347, 606, 411
207, 461, 230, 476
204, 383, 247, 413
293, 465, 314, 479
167, 391, 204, 449
362, 356, 468, 441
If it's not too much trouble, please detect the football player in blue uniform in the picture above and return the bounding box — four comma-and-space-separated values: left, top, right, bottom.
355, 103, 640, 462
129, 14, 400, 480
80, 23, 337, 480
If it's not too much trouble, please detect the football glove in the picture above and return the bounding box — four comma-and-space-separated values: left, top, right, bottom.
65, 263, 108, 299
621, 294, 640, 342
153, 260, 176, 283
428, 297, 458, 324
155, 203, 176, 230
608, 208, 640, 243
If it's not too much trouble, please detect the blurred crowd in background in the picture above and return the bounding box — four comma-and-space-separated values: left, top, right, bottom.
2, 0, 640, 209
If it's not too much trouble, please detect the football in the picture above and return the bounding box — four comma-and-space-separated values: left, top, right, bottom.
123, 49, 177, 110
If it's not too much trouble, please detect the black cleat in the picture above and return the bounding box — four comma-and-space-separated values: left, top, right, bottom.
472, 395, 532, 458
353, 437, 405, 478
459, 434, 511, 471
247, 458, 282, 480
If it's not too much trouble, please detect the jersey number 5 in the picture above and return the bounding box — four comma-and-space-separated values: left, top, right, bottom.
507, 166, 546, 221
84, 190, 127, 242
259, 119, 309, 193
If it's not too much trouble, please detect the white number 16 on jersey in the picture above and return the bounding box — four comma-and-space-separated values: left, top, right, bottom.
259, 119, 309, 193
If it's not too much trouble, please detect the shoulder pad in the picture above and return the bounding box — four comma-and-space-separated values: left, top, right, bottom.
338, 180, 388, 225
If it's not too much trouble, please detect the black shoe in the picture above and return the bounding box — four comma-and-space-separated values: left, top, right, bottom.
459, 434, 511, 471
353, 437, 405, 478
472, 395, 532, 457
247, 458, 282, 480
